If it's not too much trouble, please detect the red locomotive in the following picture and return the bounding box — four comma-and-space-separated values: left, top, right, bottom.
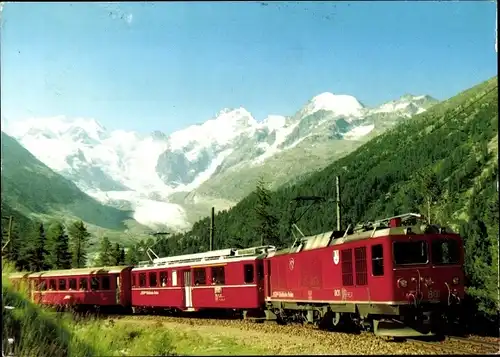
10, 212, 464, 338
262, 213, 464, 337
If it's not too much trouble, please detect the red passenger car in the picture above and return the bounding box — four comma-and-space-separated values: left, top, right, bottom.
131, 246, 275, 314
263, 213, 464, 337
27, 266, 133, 311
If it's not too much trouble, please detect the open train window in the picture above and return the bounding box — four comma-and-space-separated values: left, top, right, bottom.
39, 280, 47, 291
49, 279, 57, 290
149, 272, 158, 287
371, 244, 384, 276
101, 276, 110, 290
432, 239, 460, 265
58, 279, 67, 290
160, 271, 168, 287
139, 273, 146, 287
79, 278, 88, 290
393, 241, 428, 265
69, 278, 77, 290
244, 264, 254, 283
193, 268, 206, 285
91, 277, 99, 291
211, 266, 225, 285
132, 274, 137, 287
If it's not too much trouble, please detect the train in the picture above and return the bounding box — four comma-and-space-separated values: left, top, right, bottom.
9, 212, 464, 338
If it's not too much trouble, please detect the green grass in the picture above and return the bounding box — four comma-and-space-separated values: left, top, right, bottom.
1, 263, 176, 356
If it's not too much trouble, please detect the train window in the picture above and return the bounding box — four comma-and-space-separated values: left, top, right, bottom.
160, 271, 167, 287
49, 279, 57, 290
132, 274, 137, 287
101, 276, 110, 290
393, 241, 428, 265
149, 272, 158, 287
432, 239, 460, 265
39, 280, 47, 291
139, 273, 146, 287
211, 266, 225, 285
91, 277, 99, 291
371, 245, 384, 276
193, 268, 206, 285
79, 278, 88, 290
69, 279, 77, 290
244, 264, 254, 284
58, 279, 67, 290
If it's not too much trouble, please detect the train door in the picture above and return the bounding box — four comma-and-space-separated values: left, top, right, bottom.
183, 270, 192, 308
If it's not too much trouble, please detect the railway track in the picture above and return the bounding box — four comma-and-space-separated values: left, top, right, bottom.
80, 312, 500, 355
449, 336, 499, 348
408, 336, 499, 355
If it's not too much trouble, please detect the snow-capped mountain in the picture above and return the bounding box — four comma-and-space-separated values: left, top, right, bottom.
2, 92, 438, 231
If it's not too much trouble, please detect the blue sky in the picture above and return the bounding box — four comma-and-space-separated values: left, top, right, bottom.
1, 1, 497, 134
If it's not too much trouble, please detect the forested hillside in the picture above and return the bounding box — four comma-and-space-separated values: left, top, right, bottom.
143, 76, 498, 320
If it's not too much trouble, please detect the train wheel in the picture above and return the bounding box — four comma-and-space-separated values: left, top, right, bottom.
332, 312, 342, 327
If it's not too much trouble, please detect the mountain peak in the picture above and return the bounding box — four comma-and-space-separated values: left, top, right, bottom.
3, 116, 108, 141
304, 92, 364, 117
214, 107, 253, 121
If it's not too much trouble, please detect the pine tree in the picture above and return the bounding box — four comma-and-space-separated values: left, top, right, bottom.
110, 242, 125, 265
68, 220, 91, 268
2, 216, 25, 270
45, 221, 71, 269
124, 244, 139, 265
414, 169, 442, 224
21, 222, 49, 272
97, 236, 113, 266
254, 177, 281, 247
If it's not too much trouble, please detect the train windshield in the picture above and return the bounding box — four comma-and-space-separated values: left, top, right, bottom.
393, 240, 428, 265
431, 238, 460, 265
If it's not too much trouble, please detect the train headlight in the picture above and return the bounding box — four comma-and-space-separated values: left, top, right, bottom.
397, 278, 408, 288
452, 277, 460, 285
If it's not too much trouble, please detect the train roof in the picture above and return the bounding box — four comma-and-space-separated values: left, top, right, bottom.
133, 245, 276, 271
9, 272, 30, 279
279, 213, 459, 255
27, 265, 131, 278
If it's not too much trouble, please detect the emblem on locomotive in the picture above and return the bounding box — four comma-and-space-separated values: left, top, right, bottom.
333, 250, 340, 265
289, 258, 295, 271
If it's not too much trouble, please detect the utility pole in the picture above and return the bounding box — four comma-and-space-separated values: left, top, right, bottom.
2, 215, 14, 255
209, 207, 215, 251
336, 176, 341, 231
